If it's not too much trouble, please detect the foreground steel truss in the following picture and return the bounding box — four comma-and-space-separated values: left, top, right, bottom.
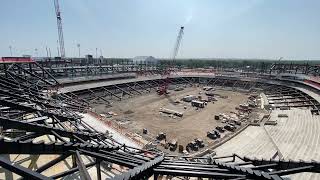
158, 154, 320, 180
0, 61, 319, 179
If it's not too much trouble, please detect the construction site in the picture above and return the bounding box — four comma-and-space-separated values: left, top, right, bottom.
0, 0, 320, 180
90, 85, 251, 150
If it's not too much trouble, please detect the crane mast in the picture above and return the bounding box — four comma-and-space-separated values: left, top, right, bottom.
54, 0, 66, 58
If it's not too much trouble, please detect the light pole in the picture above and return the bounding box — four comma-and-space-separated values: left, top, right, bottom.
49, 48, 52, 58
57, 40, 60, 57
9, 46, 12, 56
46, 46, 49, 57
77, 43, 80, 57
35, 48, 38, 57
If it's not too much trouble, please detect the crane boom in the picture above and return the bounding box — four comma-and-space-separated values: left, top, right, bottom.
157, 26, 185, 96
54, 0, 66, 58
172, 26, 184, 61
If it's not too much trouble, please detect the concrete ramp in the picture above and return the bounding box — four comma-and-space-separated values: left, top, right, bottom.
80, 113, 141, 148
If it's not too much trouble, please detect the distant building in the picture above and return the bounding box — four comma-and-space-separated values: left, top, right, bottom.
85, 54, 93, 59
132, 56, 159, 64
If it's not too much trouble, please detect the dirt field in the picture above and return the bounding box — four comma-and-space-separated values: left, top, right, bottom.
92, 87, 249, 148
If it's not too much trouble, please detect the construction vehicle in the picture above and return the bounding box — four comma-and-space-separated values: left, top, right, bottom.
224, 124, 236, 132
207, 130, 221, 139
194, 138, 205, 148
191, 100, 206, 108
186, 141, 199, 152
143, 128, 148, 134
216, 126, 225, 132
168, 139, 178, 151
157, 77, 170, 95
156, 132, 166, 141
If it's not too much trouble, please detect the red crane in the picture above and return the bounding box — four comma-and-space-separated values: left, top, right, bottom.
157, 26, 184, 95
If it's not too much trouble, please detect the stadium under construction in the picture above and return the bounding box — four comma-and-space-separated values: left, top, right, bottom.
0, 56, 319, 180
0, 1, 320, 179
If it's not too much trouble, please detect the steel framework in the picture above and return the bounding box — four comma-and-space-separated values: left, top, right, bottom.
23, 58, 159, 80
0, 62, 319, 179
68, 76, 320, 113
270, 62, 320, 76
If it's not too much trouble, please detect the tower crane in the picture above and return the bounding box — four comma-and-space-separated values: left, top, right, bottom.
158, 26, 185, 95
54, 0, 66, 58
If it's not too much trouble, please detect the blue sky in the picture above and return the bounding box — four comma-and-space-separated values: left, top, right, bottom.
0, 0, 319, 59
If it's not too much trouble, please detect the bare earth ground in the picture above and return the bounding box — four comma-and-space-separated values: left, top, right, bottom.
93, 87, 248, 147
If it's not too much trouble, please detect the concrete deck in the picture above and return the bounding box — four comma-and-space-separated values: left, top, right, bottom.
295, 86, 320, 103
214, 126, 277, 159
266, 109, 320, 180
214, 109, 320, 180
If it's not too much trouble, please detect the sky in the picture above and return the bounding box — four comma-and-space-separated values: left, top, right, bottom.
0, 0, 319, 60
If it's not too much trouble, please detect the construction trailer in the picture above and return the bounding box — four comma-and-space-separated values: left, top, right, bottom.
191, 100, 206, 108
182, 95, 197, 102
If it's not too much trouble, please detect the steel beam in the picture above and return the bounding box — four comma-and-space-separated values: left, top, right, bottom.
0, 156, 51, 180
80, 149, 138, 168
75, 150, 92, 180
0, 138, 117, 154
50, 161, 96, 179
36, 153, 71, 173
153, 168, 245, 179
0, 117, 101, 140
